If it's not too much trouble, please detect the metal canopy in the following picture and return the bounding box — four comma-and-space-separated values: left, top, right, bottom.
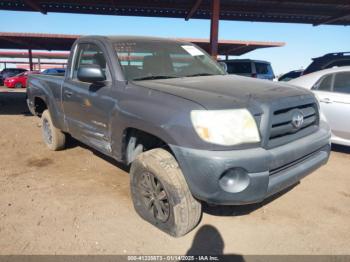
1, 0, 350, 26
0, 32, 285, 56
2, 0, 346, 69
0, 32, 78, 51
0, 50, 69, 59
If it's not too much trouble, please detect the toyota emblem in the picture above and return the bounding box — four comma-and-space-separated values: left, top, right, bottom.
292, 110, 304, 129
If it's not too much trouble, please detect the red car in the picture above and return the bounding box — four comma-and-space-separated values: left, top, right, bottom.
4, 71, 40, 88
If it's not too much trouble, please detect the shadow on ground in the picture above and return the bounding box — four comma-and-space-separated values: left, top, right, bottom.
185, 225, 244, 261
332, 144, 350, 154
65, 136, 130, 172
0, 90, 31, 116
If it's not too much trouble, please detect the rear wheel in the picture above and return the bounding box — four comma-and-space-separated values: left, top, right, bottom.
130, 148, 202, 237
14, 82, 22, 88
41, 110, 66, 151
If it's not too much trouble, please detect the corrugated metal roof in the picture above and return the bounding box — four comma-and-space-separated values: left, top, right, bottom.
0, 0, 349, 25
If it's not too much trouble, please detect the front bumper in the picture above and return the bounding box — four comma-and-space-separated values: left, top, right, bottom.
4, 80, 15, 88
170, 122, 331, 205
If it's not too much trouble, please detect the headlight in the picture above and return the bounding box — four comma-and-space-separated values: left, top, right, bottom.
191, 109, 260, 146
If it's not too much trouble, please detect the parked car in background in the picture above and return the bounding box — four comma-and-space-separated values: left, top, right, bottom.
4, 71, 40, 88
41, 68, 66, 76
222, 59, 275, 80
278, 69, 304, 82
27, 35, 330, 237
303, 52, 350, 75
0, 68, 27, 85
290, 66, 350, 146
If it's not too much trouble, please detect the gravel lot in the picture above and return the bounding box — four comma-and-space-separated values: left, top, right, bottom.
0, 86, 350, 256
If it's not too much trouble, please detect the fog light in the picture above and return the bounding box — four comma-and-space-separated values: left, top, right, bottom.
219, 168, 250, 193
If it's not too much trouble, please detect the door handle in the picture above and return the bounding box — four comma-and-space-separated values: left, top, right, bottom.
64, 90, 73, 97
319, 98, 332, 104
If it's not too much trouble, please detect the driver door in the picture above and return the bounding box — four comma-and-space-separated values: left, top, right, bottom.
62, 42, 115, 154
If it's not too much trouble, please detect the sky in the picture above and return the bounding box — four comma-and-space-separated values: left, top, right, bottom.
0, 10, 350, 75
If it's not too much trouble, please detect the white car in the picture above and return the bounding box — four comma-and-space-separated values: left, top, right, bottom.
290, 67, 350, 146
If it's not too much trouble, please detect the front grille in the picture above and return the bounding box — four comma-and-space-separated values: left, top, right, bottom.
268, 103, 319, 148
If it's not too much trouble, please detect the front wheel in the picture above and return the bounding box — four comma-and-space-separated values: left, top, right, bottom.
14, 82, 23, 88
130, 148, 202, 237
41, 110, 66, 151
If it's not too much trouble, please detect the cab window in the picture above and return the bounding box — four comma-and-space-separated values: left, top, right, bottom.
72, 43, 111, 81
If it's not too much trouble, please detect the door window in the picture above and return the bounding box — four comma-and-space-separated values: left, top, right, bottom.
334, 72, 350, 94
72, 43, 111, 81
313, 74, 333, 91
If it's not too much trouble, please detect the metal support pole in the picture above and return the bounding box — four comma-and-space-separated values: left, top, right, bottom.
210, 0, 220, 60
38, 58, 41, 71
28, 48, 33, 71
4, 62, 6, 69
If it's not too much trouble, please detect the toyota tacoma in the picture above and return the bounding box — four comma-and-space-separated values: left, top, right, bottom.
27, 36, 331, 237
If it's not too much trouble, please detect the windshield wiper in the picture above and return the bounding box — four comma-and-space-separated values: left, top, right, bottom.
184, 73, 218, 77
132, 75, 178, 81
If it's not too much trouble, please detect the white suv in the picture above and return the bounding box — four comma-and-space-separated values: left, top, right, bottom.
222, 59, 275, 80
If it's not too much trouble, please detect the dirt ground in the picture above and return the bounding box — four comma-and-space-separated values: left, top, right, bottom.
0, 86, 350, 256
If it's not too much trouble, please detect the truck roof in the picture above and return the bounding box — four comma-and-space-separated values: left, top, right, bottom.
79, 35, 192, 45
222, 59, 271, 64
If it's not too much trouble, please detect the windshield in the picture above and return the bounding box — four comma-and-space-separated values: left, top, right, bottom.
114, 40, 225, 81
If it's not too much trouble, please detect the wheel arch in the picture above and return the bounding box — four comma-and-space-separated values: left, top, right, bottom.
121, 127, 175, 165
33, 96, 48, 117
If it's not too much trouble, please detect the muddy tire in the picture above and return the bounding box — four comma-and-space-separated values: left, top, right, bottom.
130, 148, 202, 237
41, 110, 66, 151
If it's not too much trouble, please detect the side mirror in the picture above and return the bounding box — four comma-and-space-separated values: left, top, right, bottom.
218, 62, 228, 73
77, 64, 105, 83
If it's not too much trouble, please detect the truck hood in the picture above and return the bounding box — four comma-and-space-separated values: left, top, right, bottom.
134, 75, 312, 110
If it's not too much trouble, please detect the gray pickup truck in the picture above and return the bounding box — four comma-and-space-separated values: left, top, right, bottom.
27, 36, 331, 237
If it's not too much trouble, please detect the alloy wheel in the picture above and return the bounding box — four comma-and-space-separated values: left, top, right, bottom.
138, 172, 170, 222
